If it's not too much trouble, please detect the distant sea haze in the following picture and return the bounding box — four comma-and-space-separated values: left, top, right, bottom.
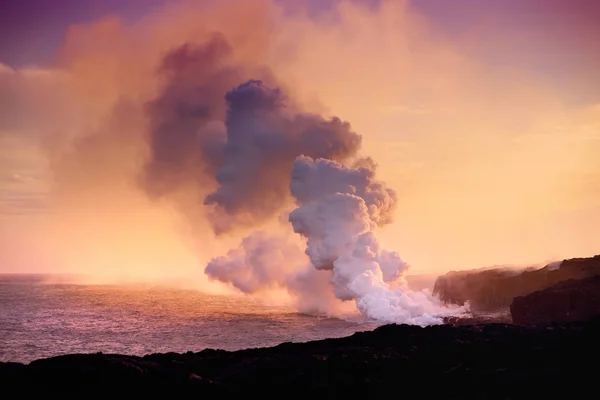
0, 274, 380, 363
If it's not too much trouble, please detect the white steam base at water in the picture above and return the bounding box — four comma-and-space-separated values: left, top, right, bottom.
0, 276, 385, 364
288, 157, 464, 325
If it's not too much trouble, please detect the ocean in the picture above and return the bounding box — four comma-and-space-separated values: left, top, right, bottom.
0, 274, 381, 363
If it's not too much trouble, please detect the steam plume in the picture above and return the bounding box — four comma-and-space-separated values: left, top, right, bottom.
143, 40, 362, 234
289, 156, 458, 325
203, 80, 361, 233
142, 34, 273, 200
203, 87, 461, 323
204, 229, 348, 315
205, 231, 304, 293
6, 0, 593, 320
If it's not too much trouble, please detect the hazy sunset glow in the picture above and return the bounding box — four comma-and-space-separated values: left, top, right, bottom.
1, 0, 598, 311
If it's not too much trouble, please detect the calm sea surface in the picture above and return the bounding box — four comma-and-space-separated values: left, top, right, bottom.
0, 274, 380, 363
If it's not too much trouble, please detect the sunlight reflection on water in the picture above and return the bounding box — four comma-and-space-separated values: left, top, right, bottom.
0, 274, 380, 363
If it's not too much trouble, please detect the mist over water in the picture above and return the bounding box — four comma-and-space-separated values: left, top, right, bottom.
0, 275, 380, 364
1, 0, 598, 329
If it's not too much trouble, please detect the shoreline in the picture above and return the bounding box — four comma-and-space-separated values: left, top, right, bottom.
2, 317, 598, 398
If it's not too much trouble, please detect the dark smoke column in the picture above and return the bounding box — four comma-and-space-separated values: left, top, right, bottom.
203, 80, 362, 233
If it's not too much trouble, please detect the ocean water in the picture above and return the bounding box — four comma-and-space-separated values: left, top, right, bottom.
0, 274, 380, 363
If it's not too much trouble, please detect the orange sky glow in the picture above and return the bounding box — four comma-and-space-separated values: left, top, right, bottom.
0, 0, 598, 293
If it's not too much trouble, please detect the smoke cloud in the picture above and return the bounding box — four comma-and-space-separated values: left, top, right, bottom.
205, 153, 462, 323
204, 80, 361, 233
290, 156, 397, 227
287, 156, 458, 324
142, 39, 361, 234
2, 0, 598, 322
141, 34, 274, 201
201, 87, 462, 323
204, 229, 350, 315
205, 231, 304, 294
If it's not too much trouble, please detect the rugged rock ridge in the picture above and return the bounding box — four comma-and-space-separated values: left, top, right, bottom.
433, 255, 600, 311
1, 318, 599, 398
511, 274, 600, 325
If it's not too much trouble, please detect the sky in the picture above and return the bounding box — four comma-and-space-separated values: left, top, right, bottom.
0, 0, 599, 282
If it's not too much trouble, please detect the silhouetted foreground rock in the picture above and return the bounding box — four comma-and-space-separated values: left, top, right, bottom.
2, 319, 599, 399
434, 255, 600, 311
511, 275, 600, 325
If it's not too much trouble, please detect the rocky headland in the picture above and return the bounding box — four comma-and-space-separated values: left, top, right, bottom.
433, 255, 600, 317
511, 274, 600, 325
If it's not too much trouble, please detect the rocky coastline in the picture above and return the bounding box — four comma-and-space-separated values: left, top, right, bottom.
1, 316, 599, 398
434, 255, 600, 317
3, 255, 600, 398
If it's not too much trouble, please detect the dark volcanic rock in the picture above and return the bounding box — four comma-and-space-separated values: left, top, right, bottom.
511, 275, 600, 325
1, 319, 600, 399
433, 266, 530, 310
434, 255, 600, 311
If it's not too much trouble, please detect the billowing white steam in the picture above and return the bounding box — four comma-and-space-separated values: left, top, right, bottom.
289, 156, 459, 325
201, 81, 463, 325
204, 231, 304, 293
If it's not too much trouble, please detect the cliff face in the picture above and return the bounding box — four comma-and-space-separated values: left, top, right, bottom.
1, 319, 599, 398
511, 275, 600, 325
433, 267, 529, 310
433, 255, 600, 311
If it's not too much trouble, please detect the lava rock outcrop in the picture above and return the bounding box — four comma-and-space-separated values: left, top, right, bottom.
1, 318, 599, 398
511, 274, 600, 325
433, 255, 600, 311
